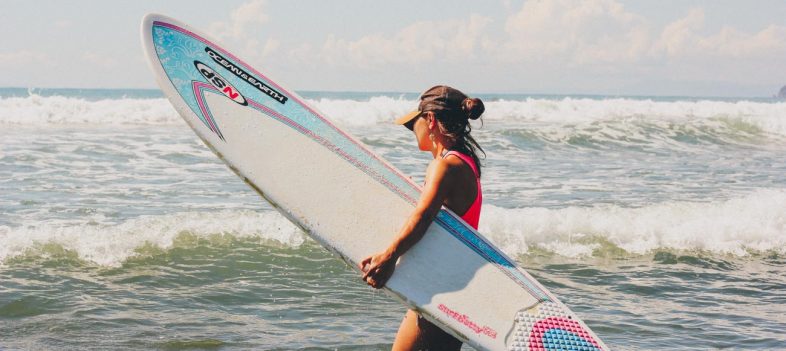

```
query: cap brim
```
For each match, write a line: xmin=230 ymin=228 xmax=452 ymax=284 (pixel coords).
xmin=394 ymin=110 xmax=420 ymax=125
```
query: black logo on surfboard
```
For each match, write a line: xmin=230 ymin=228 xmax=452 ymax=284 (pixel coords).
xmin=194 ymin=61 xmax=248 ymax=106
xmin=205 ymin=47 xmax=288 ymax=105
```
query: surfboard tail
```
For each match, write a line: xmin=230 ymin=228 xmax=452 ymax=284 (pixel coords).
xmin=508 ymin=302 xmax=610 ymax=351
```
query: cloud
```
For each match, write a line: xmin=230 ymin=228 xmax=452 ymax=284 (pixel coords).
xmin=209 ymin=0 xmax=270 ymax=41
xmin=173 ymin=0 xmax=784 ymax=94
xmin=500 ymin=0 xmax=651 ymax=65
xmin=651 ymin=8 xmax=704 ymax=59
xmin=207 ymin=0 xmax=783 ymax=73
xmin=498 ymin=1 xmax=786 ymax=66
xmin=270 ymin=0 xmax=785 ymax=94
xmin=207 ymin=0 xmax=277 ymax=66
xmin=308 ymin=14 xmax=492 ymax=69
xmin=652 ymin=8 xmax=786 ymax=59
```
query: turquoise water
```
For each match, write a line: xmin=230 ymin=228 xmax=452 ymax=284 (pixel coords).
xmin=1 ymin=88 xmax=786 ymax=349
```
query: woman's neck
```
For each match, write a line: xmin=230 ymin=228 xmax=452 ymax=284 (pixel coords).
xmin=431 ymin=139 xmax=454 ymax=159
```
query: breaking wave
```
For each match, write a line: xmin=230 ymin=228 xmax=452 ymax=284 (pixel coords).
xmin=3 ymin=190 xmax=785 ymax=266
xmin=2 ymin=94 xmax=785 ymax=140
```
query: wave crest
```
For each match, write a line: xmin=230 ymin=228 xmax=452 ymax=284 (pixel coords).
xmin=2 ymin=94 xmax=785 ymax=139
xmin=3 ymin=190 xmax=785 ymax=266
xmin=0 ymin=210 xmax=303 ymax=267
xmin=480 ymin=189 xmax=786 ymax=258
xmin=0 ymin=94 xmax=179 ymax=125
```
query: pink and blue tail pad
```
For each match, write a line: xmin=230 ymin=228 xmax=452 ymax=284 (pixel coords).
xmin=511 ymin=302 xmax=604 ymax=351
xmin=530 ymin=317 xmax=602 ymax=350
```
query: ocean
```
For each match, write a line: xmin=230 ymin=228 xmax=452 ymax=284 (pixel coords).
xmin=1 ymin=88 xmax=785 ymax=350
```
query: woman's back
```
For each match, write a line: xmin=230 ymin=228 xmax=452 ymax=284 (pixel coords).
xmin=440 ymin=150 xmax=482 ymax=229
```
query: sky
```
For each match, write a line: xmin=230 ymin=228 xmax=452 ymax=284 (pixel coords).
xmin=1 ymin=0 xmax=785 ymax=97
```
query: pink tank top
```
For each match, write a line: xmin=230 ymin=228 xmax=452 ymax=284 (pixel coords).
xmin=443 ymin=150 xmax=482 ymax=229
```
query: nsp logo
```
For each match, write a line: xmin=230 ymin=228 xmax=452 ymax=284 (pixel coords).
xmin=193 ymin=61 xmax=247 ymax=106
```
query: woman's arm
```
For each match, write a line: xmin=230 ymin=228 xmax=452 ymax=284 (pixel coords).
xmin=360 ymin=159 xmax=455 ymax=289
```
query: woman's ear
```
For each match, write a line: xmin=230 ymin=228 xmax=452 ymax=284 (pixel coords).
xmin=426 ymin=112 xmax=437 ymax=130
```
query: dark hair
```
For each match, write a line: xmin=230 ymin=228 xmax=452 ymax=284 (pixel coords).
xmin=433 ymin=97 xmax=485 ymax=176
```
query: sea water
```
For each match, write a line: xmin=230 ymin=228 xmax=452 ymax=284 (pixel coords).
xmin=1 ymin=88 xmax=785 ymax=350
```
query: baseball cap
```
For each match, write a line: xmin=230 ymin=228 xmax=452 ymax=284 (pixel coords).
xmin=395 ymin=85 xmax=470 ymax=126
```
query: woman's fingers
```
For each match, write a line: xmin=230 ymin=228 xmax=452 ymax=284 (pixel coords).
xmin=364 ymin=265 xmax=381 ymax=280
xmin=359 ymin=253 xmax=394 ymax=288
xmin=364 ymin=270 xmax=379 ymax=287
xmin=364 ymin=267 xmax=386 ymax=287
xmin=359 ymin=257 xmax=371 ymax=271
xmin=376 ymin=269 xmax=391 ymax=288
xmin=362 ymin=262 xmax=379 ymax=280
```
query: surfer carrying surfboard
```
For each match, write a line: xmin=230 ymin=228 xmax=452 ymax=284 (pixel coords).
xmin=360 ymin=85 xmax=485 ymax=350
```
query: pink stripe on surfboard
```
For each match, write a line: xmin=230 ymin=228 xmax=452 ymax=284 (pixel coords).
xmin=191 ymin=81 xmax=224 ymax=139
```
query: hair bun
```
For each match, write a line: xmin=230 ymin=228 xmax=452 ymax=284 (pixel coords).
xmin=462 ymin=97 xmax=485 ymax=120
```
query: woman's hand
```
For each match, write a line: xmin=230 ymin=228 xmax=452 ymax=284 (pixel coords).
xmin=359 ymin=250 xmax=398 ymax=289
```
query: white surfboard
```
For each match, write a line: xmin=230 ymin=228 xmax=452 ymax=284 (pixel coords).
xmin=141 ymin=14 xmax=609 ymax=351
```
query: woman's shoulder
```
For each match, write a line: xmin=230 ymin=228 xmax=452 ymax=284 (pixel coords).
xmin=427 ymin=154 xmax=467 ymax=178
xmin=424 ymin=156 xmax=477 ymax=193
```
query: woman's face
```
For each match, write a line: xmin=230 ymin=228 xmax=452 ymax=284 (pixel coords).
xmin=411 ymin=114 xmax=433 ymax=151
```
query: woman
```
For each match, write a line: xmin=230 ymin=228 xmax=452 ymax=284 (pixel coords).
xmin=359 ymin=85 xmax=485 ymax=350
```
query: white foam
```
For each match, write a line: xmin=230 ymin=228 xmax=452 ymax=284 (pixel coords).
xmin=0 ymin=94 xmax=180 ymax=125
xmin=490 ymin=97 xmax=771 ymax=122
xmin=3 ymin=190 xmax=784 ymax=266
xmin=0 ymin=93 xmax=414 ymax=127
xmin=307 ymin=96 xmax=414 ymax=127
xmin=3 ymin=94 xmax=786 ymax=139
xmin=483 ymin=98 xmax=786 ymax=149
xmin=479 ymin=189 xmax=786 ymax=258
xmin=0 ymin=210 xmax=304 ymax=267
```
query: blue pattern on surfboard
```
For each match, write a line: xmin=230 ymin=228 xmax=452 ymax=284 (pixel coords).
xmin=151 ymin=22 xmax=550 ymax=302
xmin=542 ymin=329 xmax=603 ymax=351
